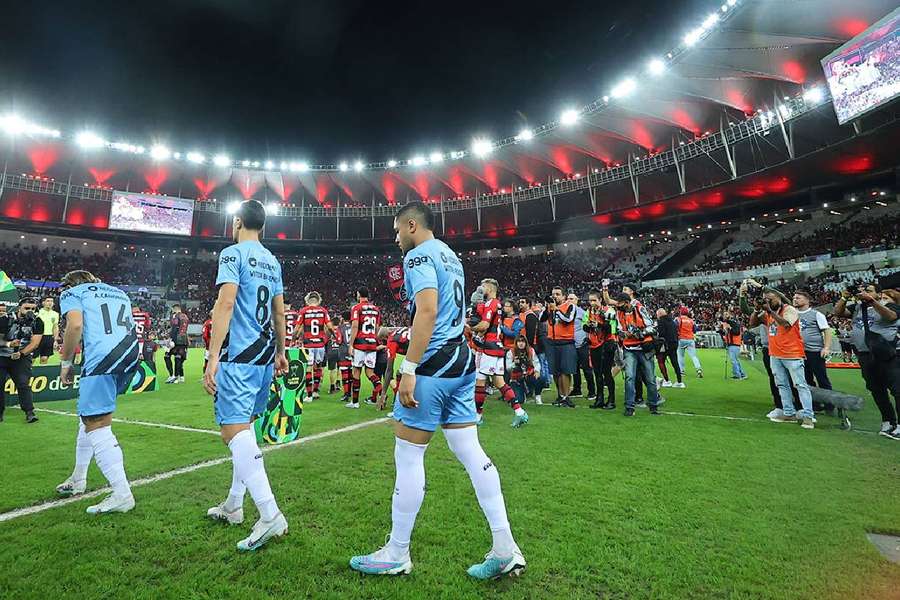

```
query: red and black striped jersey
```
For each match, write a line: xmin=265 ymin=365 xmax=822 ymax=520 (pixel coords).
xmin=476 ymin=299 xmax=505 ymax=357
xmin=132 ymin=311 xmax=151 ymax=342
xmin=298 ymin=306 xmax=331 ymax=348
xmin=285 ymin=310 xmax=302 ymax=347
xmin=202 ymin=319 xmax=212 ymax=348
xmin=386 ymin=327 xmax=410 ymax=359
xmin=351 ymin=301 xmax=381 ymax=351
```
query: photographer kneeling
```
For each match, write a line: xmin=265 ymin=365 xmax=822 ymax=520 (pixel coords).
xmin=834 ymin=283 xmax=900 ymax=439
xmin=0 ymin=297 xmax=45 ymax=423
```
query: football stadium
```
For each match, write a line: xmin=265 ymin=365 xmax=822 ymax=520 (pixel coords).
xmin=1 ymin=1 xmax=899 ymax=598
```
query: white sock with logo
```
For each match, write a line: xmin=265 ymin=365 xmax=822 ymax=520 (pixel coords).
xmin=72 ymin=421 xmax=93 ymax=482
xmin=224 ymin=465 xmax=246 ymax=512
xmin=387 ymin=438 xmax=428 ymax=560
xmin=444 ymin=426 xmax=516 ymax=557
xmin=87 ymin=426 xmax=131 ymax=498
xmin=229 ymin=430 xmax=278 ymax=521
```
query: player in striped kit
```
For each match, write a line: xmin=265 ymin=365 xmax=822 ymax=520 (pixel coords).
xmin=297 ymin=292 xmax=332 ymax=403
xmin=347 ymin=289 xmax=382 ymax=409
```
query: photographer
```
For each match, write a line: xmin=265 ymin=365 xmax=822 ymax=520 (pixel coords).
xmin=568 ymin=292 xmax=596 ymax=401
xmin=613 ymin=292 xmax=660 ymax=416
xmin=0 ymin=297 xmax=45 ymax=423
xmin=834 ymin=283 xmax=899 ymax=438
xmin=719 ymin=311 xmax=747 ymax=380
xmin=742 ymin=281 xmax=815 ymax=429
xmin=794 ymin=289 xmax=834 ymax=413
xmin=586 ymin=291 xmax=617 ymax=408
xmin=542 ymin=287 xmax=577 ymax=407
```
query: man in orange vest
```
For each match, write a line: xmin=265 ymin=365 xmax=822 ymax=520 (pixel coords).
xmin=613 ymin=292 xmax=660 ymax=416
xmin=720 ymin=311 xmax=747 ymax=380
xmin=675 ymin=307 xmax=703 ymax=377
xmin=544 ymin=286 xmax=577 ymax=407
xmin=745 ymin=283 xmax=815 ymax=429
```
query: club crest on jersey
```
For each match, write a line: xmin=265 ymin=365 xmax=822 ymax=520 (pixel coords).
xmin=388 ymin=266 xmax=402 ymax=280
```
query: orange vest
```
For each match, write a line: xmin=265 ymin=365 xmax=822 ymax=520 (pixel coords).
xmin=547 ymin=301 xmax=575 ymax=342
xmin=501 ymin=316 xmax=518 ymax=351
xmin=587 ymin=310 xmax=611 ymax=349
xmin=677 ymin=317 xmax=695 ymax=340
xmin=617 ymin=307 xmax=653 ymax=348
xmin=764 ymin=309 xmax=805 ymax=360
xmin=725 ymin=326 xmax=742 ymax=347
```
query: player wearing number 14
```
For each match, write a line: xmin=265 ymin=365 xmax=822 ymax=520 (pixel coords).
xmin=56 ymin=270 xmax=141 ymax=514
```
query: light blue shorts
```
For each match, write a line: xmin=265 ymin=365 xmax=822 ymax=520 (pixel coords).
xmin=77 ymin=372 xmax=133 ymax=417
xmin=392 ymin=372 xmax=477 ymax=432
xmin=215 ymin=362 xmax=274 ymax=425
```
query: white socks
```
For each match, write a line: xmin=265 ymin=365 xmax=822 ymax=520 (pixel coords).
xmin=444 ymin=426 xmax=516 ymax=557
xmin=387 ymin=438 xmax=428 ymax=560
xmin=87 ymin=426 xmax=131 ymax=498
xmin=224 ymin=464 xmax=246 ymax=513
xmin=72 ymin=421 xmax=93 ymax=482
xmin=229 ymin=429 xmax=279 ymax=521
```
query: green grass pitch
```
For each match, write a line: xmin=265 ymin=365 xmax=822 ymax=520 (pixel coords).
xmin=0 ymin=348 xmax=898 ymax=599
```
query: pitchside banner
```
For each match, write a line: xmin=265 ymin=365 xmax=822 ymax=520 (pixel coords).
xmin=254 ymin=347 xmax=306 ymax=444
xmin=2 ymin=359 xmax=159 ymax=405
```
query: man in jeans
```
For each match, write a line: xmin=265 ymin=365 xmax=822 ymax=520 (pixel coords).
xmin=568 ymin=293 xmax=596 ymax=401
xmin=743 ymin=282 xmax=815 ymax=429
xmin=794 ymin=289 xmax=834 ymax=412
xmin=720 ymin=311 xmax=747 ymax=380
xmin=674 ymin=307 xmax=703 ymax=378
xmin=613 ymin=292 xmax=659 ymax=417
xmin=833 ymin=283 xmax=900 ymax=438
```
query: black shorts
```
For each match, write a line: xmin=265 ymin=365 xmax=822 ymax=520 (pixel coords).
xmin=374 ymin=353 xmax=388 ymax=378
xmin=546 ymin=341 xmax=576 ymax=376
xmin=38 ymin=337 xmax=55 ymax=358
xmin=839 ymin=341 xmax=853 ymax=353
xmin=326 ymin=348 xmax=341 ymax=370
xmin=166 ymin=345 xmax=188 ymax=359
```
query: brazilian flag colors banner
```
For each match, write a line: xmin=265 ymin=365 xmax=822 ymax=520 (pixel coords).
xmin=3 ymin=359 xmax=159 ymax=405
xmin=0 ymin=270 xmax=19 ymax=305
xmin=255 ymin=347 xmax=306 ymax=444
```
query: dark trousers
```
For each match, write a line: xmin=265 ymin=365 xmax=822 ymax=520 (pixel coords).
xmin=572 ymin=343 xmax=596 ymax=397
xmin=656 ymin=343 xmax=682 ymax=383
xmin=858 ymin=351 xmax=900 ymax=426
xmin=0 ymin=357 xmax=34 ymax=415
xmin=590 ymin=344 xmax=616 ymax=405
xmin=804 ymin=350 xmax=833 ymax=411
xmin=165 ymin=346 xmax=187 ymax=377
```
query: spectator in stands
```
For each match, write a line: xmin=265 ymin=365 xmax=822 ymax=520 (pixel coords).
xmin=568 ymin=293 xmax=595 ymax=401
xmin=834 ymin=283 xmax=900 ymax=439
xmin=720 ymin=311 xmax=747 ymax=380
xmin=655 ymin=308 xmax=684 ymax=388
xmin=0 ymin=297 xmax=44 ymax=423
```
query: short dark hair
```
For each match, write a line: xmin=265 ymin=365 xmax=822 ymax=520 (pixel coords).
xmin=172 ymin=303 xmax=181 ymax=309
xmin=613 ymin=292 xmax=631 ymax=305
xmin=794 ymin=289 xmax=811 ymax=300
xmin=237 ymin=199 xmax=266 ymax=231
xmin=342 ymin=310 xmax=351 ymax=321
xmin=396 ymin=201 xmax=434 ymax=231
xmin=588 ymin=289 xmax=602 ymax=299
xmin=19 ymin=296 xmax=36 ymax=306
xmin=357 ymin=287 xmax=370 ymax=298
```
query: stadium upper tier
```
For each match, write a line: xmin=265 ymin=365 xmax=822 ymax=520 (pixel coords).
xmin=0 ymin=0 xmax=898 ymax=244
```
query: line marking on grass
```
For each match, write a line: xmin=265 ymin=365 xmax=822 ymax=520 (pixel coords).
xmin=35 ymin=408 xmax=221 ymax=436
xmin=0 ymin=417 xmax=391 ymax=524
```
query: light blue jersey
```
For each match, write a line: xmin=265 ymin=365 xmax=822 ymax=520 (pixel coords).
xmin=60 ymin=282 xmax=138 ymax=377
xmin=395 ymin=237 xmax=476 ymax=431
xmin=216 ymin=241 xmax=283 ymax=366
xmin=403 ymin=238 xmax=466 ymax=363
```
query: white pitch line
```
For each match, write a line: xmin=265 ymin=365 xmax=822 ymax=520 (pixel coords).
xmin=0 ymin=417 xmax=391 ymax=524
xmin=35 ymin=408 xmax=222 ymax=436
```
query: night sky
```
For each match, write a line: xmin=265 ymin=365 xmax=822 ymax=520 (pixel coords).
xmin=1 ymin=0 xmax=713 ymax=163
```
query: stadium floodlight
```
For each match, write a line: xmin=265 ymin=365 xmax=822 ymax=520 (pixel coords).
xmin=559 ymin=109 xmax=579 ymax=126
xmin=429 ymin=152 xmax=444 ymax=164
xmin=280 ymin=161 xmax=288 ymax=170
xmin=387 ymin=159 xmax=398 ymax=168
xmin=648 ymin=59 xmax=665 ymax=76
xmin=173 ymin=152 xmax=181 ymax=160
xmin=213 ymin=154 xmax=231 ymax=167
xmin=241 ymin=160 xmax=251 ymax=167
xmin=777 ymin=104 xmax=791 ymax=120
xmin=227 ymin=200 xmax=242 ymax=214
xmin=75 ymin=131 xmax=105 ymax=149
xmin=186 ymin=151 xmax=206 ymax=164
xmin=354 ymin=160 xmax=365 ymax=172
xmin=0 ymin=114 xmax=26 ymax=136
xmin=610 ymin=78 xmax=637 ymax=99
xmin=150 ymin=144 xmax=171 ymax=161
xmin=450 ymin=150 xmax=465 ymax=159
xmin=803 ymin=86 xmax=824 ymax=104
xmin=264 ymin=160 xmax=274 ymax=170
xmin=727 ymin=0 xmax=737 ymax=5
xmin=702 ymin=12 xmax=720 ymax=29
xmin=471 ymin=138 xmax=493 ymax=157
xmin=411 ymin=155 xmax=427 ymax=167
xmin=266 ymin=203 xmax=279 ymax=215
xmin=338 ymin=162 xmax=349 ymax=172
xmin=516 ymin=129 xmax=534 ymax=141
xmin=288 ymin=162 xmax=302 ymax=172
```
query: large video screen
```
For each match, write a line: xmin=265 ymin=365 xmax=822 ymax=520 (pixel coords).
xmin=109 ymin=192 xmax=194 ymax=236
xmin=822 ymin=6 xmax=900 ymax=125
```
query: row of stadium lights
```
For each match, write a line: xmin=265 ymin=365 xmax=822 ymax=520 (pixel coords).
xmin=1 ymin=0 xmax=748 ymax=175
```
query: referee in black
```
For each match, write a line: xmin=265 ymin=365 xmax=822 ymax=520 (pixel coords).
xmin=0 ymin=297 xmax=45 ymax=423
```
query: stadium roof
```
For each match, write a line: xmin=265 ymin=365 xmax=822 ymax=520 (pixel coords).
xmin=1 ymin=0 xmax=898 ymax=227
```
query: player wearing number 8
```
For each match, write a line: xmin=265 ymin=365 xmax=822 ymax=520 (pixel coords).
xmin=347 ymin=288 xmax=382 ymax=408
